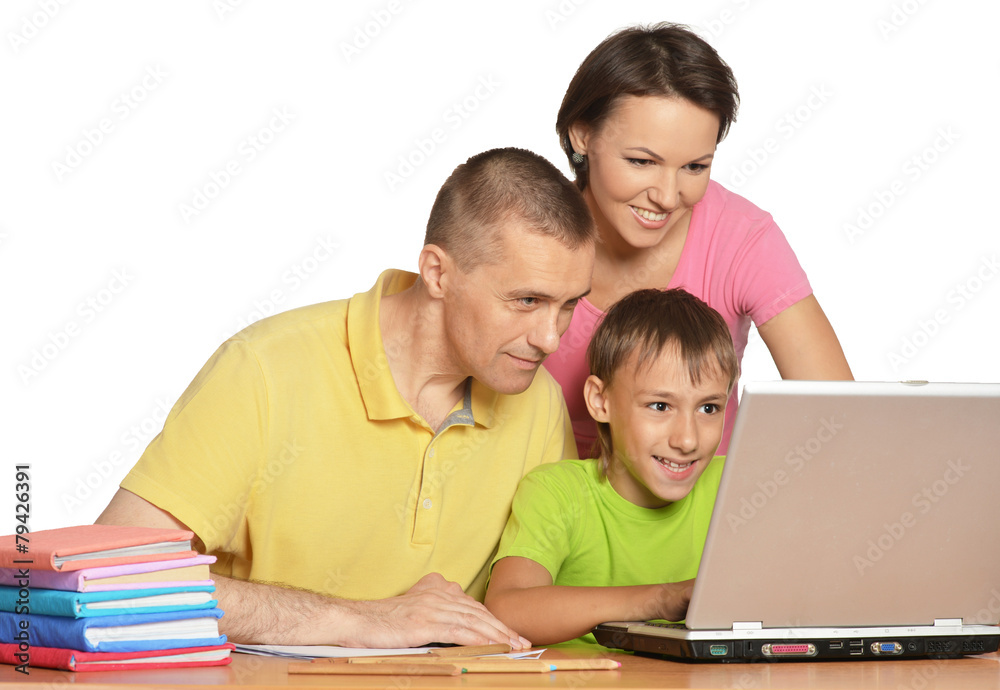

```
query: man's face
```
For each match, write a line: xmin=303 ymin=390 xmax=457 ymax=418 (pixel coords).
xmin=442 ymin=223 xmax=594 ymax=395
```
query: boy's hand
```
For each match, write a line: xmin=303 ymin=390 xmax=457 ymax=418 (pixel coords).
xmin=651 ymin=579 xmax=695 ymax=622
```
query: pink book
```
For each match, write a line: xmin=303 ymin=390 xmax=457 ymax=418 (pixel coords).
xmin=0 ymin=642 xmax=234 ymax=672
xmin=0 ymin=525 xmax=195 ymax=571
xmin=0 ymin=555 xmax=216 ymax=591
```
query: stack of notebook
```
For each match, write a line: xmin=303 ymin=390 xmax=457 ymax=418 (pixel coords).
xmin=0 ymin=525 xmax=232 ymax=672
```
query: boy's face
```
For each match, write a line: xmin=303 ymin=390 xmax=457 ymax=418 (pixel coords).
xmin=585 ymin=345 xmax=730 ymax=509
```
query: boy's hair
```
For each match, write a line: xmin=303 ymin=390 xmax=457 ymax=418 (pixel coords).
xmin=424 ymin=147 xmax=595 ymax=271
xmin=587 ymin=288 xmax=739 ymax=468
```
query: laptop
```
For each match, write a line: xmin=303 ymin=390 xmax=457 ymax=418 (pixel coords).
xmin=593 ymin=380 xmax=1000 ymax=662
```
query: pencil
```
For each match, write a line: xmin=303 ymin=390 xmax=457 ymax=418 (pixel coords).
xmin=288 ymin=661 xmax=462 ymax=676
xmin=429 ymin=643 xmax=513 ymax=656
xmin=453 ymin=659 xmax=619 ymax=673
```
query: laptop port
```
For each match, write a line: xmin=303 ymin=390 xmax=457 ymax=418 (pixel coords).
xmin=870 ymin=641 xmax=902 ymax=655
xmin=709 ymin=644 xmax=728 ymax=656
xmin=849 ymin=640 xmax=864 ymax=655
xmin=761 ymin=643 xmax=817 ymax=658
xmin=829 ymin=641 xmax=844 ymax=650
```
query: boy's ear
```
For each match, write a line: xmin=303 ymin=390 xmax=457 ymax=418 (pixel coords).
xmin=584 ymin=375 xmax=611 ymax=423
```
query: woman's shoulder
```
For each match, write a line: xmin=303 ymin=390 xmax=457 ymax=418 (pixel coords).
xmin=697 ymin=180 xmax=775 ymax=226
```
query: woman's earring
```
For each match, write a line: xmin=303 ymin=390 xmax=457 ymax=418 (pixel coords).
xmin=571 ymin=152 xmax=586 ymax=164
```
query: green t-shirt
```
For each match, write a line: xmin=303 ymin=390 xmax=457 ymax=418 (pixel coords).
xmin=492 ymin=457 xmax=725 ymax=645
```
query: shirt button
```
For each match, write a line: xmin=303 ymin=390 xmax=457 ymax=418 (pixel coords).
xmin=422 ymin=498 xmax=433 ymax=510
xmin=428 ymin=448 xmax=436 ymax=458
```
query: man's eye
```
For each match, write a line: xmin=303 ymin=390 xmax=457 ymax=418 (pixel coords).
xmin=519 ymin=297 xmax=538 ymax=306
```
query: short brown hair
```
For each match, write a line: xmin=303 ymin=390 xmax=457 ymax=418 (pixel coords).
xmin=556 ymin=23 xmax=739 ymax=190
xmin=424 ymin=147 xmax=595 ymax=270
xmin=587 ymin=288 xmax=738 ymax=469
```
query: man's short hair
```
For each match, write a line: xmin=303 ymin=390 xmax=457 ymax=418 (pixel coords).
xmin=587 ymin=288 xmax=739 ymax=469
xmin=424 ymin=147 xmax=595 ymax=270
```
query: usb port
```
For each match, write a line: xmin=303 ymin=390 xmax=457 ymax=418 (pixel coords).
xmin=849 ymin=640 xmax=864 ymax=656
xmin=829 ymin=641 xmax=844 ymax=650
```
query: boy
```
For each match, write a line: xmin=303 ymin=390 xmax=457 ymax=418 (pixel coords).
xmin=485 ymin=288 xmax=739 ymax=645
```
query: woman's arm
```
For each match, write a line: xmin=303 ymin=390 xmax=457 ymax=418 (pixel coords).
xmin=485 ymin=556 xmax=693 ymax=646
xmin=756 ymin=295 xmax=853 ymax=380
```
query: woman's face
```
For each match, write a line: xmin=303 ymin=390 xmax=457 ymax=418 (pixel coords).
xmin=570 ymin=95 xmax=721 ymax=252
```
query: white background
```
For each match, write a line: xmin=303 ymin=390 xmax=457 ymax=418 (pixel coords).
xmin=3 ymin=0 xmax=997 ymax=532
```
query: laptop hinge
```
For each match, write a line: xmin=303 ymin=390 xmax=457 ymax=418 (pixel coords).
xmin=933 ymin=618 xmax=963 ymax=627
xmin=732 ymin=621 xmax=763 ymax=630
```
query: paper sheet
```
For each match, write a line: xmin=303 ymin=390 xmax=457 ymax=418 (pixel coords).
xmin=233 ymin=644 xmax=545 ymax=661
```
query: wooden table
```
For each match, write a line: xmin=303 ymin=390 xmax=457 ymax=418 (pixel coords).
xmin=1 ymin=646 xmax=998 ymax=689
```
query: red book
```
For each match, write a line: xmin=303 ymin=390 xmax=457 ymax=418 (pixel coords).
xmin=0 ymin=525 xmax=195 ymax=571
xmin=0 ymin=643 xmax=233 ymax=672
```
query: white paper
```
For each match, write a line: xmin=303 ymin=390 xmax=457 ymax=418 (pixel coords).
xmin=233 ymin=644 xmax=545 ymax=661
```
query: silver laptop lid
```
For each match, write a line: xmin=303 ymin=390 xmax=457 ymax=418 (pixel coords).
xmin=686 ymin=380 xmax=1000 ymax=630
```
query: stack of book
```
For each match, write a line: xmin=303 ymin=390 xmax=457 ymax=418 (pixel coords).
xmin=0 ymin=525 xmax=232 ymax=672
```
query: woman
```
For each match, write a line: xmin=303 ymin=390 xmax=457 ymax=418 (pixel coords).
xmin=545 ymin=23 xmax=853 ymax=457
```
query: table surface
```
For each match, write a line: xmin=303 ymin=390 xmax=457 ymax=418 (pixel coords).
xmin=1 ymin=646 xmax=999 ymax=690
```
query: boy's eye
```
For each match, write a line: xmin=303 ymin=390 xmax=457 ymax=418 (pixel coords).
xmin=649 ymin=402 xmax=668 ymax=412
xmin=700 ymin=403 xmax=721 ymax=414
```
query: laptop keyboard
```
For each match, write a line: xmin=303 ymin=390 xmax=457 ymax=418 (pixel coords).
xmin=642 ymin=622 xmax=687 ymax=630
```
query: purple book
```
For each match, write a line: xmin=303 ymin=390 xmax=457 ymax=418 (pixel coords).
xmin=0 ymin=555 xmax=216 ymax=592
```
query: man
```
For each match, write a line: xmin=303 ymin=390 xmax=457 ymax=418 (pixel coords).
xmin=96 ymin=148 xmax=595 ymax=649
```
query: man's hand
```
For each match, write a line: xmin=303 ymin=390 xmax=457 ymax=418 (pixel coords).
xmin=343 ymin=573 xmax=531 ymax=649
xmin=97 ymin=490 xmax=530 ymax=648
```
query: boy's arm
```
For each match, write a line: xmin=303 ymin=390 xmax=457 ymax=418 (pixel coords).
xmin=485 ymin=556 xmax=693 ymax=646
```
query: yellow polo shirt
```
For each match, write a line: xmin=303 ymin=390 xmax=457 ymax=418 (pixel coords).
xmin=121 ymin=270 xmax=574 ymax=600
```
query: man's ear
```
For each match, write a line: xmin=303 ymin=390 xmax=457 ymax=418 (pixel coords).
xmin=567 ymin=121 xmax=591 ymax=157
xmin=584 ymin=374 xmax=611 ymax=423
xmin=418 ymin=244 xmax=450 ymax=299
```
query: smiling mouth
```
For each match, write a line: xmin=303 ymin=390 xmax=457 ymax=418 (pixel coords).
xmin=653 ymin=456 xmax=694 ymax=471
xmin=631 ymin=206 xmax=668 ymax=222
xmin=509 ymin=354 xmax=542 ymax=366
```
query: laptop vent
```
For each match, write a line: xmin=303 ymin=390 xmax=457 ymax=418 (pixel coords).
xmin=926 ymin=640 xmax=955 ymax=654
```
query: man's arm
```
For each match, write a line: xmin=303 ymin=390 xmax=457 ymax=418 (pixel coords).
xmin=485 ymin=556 xmax=692 ymax=646
xmin=96 ymin=488 xmax=530 ymax=648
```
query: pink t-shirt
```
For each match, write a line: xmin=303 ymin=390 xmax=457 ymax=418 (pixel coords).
xmin=544 ymin=180 xmax=812 ymax=457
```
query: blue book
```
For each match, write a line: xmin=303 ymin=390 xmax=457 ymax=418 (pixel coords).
xmin=0 ymin=608 xmax=225 ymax=653
xmin=0 ymin=585 xmax=217 ymax=618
